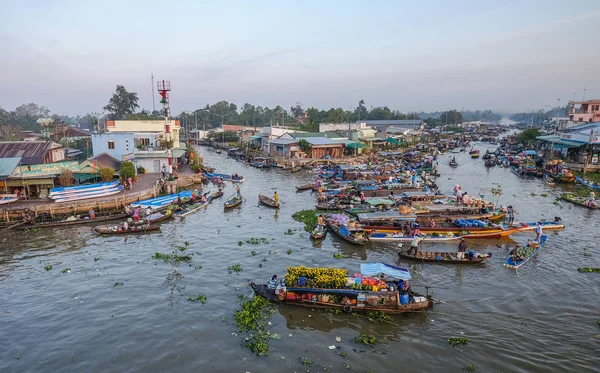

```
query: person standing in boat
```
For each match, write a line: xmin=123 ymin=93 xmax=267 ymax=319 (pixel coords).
xmin=457 ymin=238 xmax=468 ymax=260
xmin=586 ymin=192 xmax=596 ymax=208
xmin=273 ymin=191 xmax=279 ymax=205
xmin=89 ymin=208 xmax=96 ymax=219
xmin=535 ymin=222 xmax=543 ymax=242
xmin=407 ymin=234 xmax=425 ymax=256
xmin=236 ymin=185 xmax=241 ymax=198
xmin=507 ymin=205 xmax=515 ymax=226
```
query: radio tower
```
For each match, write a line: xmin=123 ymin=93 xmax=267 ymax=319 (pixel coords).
xmin=157 ymin=80 xmax=173 ymax=181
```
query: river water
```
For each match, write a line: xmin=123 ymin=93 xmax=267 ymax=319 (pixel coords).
xmin=1 ymin=143 xmax=599 ymax=373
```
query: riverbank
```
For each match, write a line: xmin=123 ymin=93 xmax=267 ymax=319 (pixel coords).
xmin=0 ymin=172 xmax=204 ymax=222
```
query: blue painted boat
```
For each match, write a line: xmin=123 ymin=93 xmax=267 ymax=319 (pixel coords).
xmin=576 ymin=176 xmax=600 ymax=190
xmin=49 ymin=181 xmax=120 ymax=197
xmin=52 ymin=185 xmax=124 ymax=203
xmin=131 ymin=191 xmax=194 ymax=209
xmin=503 ymin=235 xmax=548 ymax=269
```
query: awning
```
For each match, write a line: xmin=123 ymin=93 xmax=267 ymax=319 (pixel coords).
xmin=536 ymin=135 xmax=584 ymax=148
xmin=346 ymin=142 xmax=366 ymax=149
xmin=360 ymin=263 xmax=411 ymax=281
xmin=386 ymin=137 xmax=400 ymax=145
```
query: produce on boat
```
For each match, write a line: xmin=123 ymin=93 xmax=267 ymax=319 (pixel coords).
xmin=251 ymin=263 xmax=432 ymax=314
xmin=504 ymin=235 xmax=548 ymax=269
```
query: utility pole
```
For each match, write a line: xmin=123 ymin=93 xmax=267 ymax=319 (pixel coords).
xmin=157 ymin=79 xmax=173 ymax=182
xmin=151 ymin=73 xmax=156 ymax=112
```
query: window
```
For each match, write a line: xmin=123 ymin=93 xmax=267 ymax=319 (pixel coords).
xmin=108 ymin=140 xmax=115 ymax=149
xmin=135 ymin=138 xmax=150 ymax=147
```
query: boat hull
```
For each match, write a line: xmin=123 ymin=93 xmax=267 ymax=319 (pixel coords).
xmin=398 ymin=250 xmax=491 ymax=264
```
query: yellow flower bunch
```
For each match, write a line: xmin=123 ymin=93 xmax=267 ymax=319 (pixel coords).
xmin=285 ymin=266 xmax=348 ymax=289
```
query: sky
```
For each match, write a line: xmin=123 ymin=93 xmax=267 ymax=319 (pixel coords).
xmin=1 ymin=0 xmax=599 ymax=116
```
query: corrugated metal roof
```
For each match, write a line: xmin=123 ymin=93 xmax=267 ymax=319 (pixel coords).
xmin=0 ymin=157 xmax=22 ymax=179
xmin=0 ymin=141 xmax=56 ymax=164
xmin=305 ymin=137 xmax=340 ymax=145
xmin=270 ymin=138 xmax=298 ymax=145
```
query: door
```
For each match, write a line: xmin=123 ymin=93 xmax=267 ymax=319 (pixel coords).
xmin=153 ymin=160 xmax=161 ymax=173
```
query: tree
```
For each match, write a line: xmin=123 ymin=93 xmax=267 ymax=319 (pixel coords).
xmin=103 ymin=85 xmax=140 ymax=120
xmin=290 ymin=103 xmax=305 ymax=120
xmin=517 ymin=128 xmax=541 ymax=146
xmin=298 ymin=139 xmax=311 ymax=154
xmin=99 ymin=167 xmax=115 ymax=182
xmin=59 ymin=169 xmax=74 ymax=186
xmin=119 ymin=161 xmax=136 ymax=182
xmin=440 ymin=110 xmax=463 ymax=125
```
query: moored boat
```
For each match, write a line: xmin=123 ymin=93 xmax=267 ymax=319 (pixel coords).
xmin=310 ymin=224 xmax=327 ymax=240
xmin=251 ymin=263 xmax=432 ymax=314
xmin=296 ymin=183 xmax=314 ymax=191
xmin=560 ymin=193 xmax=599 ymax=209
xmin=0 ymin=194 xmax=18 ymax=205
xmin=543 ymin=174 xmax=555 ymax=186
xmin=258 ymin=194 xmax=279 ymax=208
xmin=326 ymin=216 xmax=368 ymax=245
xmin=398 ymin=249 xmax=491 ymax=264
xmin=503 ymin=235 xmax=548 ymax=269
xmin=576 ymin=176 xmax=600 ymax=190
xmin=94 ymin=224 xmax=161 ymax=235
xmin=17 ymin=211 xmax=129 ymax=230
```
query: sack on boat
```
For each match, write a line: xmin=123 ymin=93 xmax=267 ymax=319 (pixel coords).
xmin=413 ymin=296 xmax=427 ymax=303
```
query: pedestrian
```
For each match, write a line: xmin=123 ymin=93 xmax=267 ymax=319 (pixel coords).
xmin=162 ymin=164 xmax=167 ymax=178
xmin=507 ymin=205 xmax=515 ymax=227
xmin=535 ymin=221 xmax=543 ymax=242
xmin=127 ymin=177 xmax=133 ymax=190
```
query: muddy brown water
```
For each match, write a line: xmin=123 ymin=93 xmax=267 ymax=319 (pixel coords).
xmin=1 ymin=143 xmax=599 ymax=373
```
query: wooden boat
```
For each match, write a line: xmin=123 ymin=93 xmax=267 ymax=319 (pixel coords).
xmin=296 ymin=183 xmax=314 ymax=191
xmin=449 ymin=160 xmax=458 ymax=168
xmin=17 ymin=211 xmax=129 ymax=230
xmin=258 ymin=194 xmax=279 ymax=208
xmin=369 ymin=232 xmax=460 ymax=242
xmin=560 ymin=194 xmax=599 ymax=209
xmin=502 ymin=221 xmax=565 ymax=231
xmin=576 ymin=176 xmax=600 ymax=190
xmin=504 ymin=235 xmax=548 ymax=269
xmin=398 ymin=249 xmax=491 ymax=264
xmin=291 ymin=165 xmax=302 ymax=173
xmin=326 ymin=220 xmax=368 ymax=245
xmin=543 ymin=174 xmax=555 ymax=186
xmin=310 ymin=224 xmax=327 ymax=240
xmin=250 ymin=263 xmax=432 ymax=314
xmin=315 ymin=202 xmax=347 ymax=210
xmin=548 ymin=173 xmax=575 ymax=183
xmin=462 ymin=226 xmax=520 ymax=239
xmin=224 ymin=196 xmax=243 ymax=209
xmin=211 ymin=190 xmax=224 ymax=199
xmin=144 ymin=211 xmax=174 ymax=224
xmin=94 ymin=224 xmax=161 ymax=235
xmin=177 ymin=195 xmax=213 ymax=217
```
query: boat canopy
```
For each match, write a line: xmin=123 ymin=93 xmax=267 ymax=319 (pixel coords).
xmin=357 ymin=211 xmax=417 ymax=222
xmin=360 ymin=263 xmax=411 ymax=280
xmin=365 ymin=198 xmax=395 ymax=206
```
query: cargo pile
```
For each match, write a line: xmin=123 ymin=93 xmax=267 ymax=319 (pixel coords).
xmin=285 ymin=266 xmax=348 ymax=289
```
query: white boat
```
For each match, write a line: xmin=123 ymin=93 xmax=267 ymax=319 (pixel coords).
xmin=52 ymin=186 xmax=124 ymax=203
xmin=49 ymin=181 xmax=120 ymax=198
xmin=0 ymin=194 xmax=19 ymax=205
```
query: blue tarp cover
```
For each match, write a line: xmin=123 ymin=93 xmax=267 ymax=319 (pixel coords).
xmin=360 ymin=263 xmax=412 ymax=280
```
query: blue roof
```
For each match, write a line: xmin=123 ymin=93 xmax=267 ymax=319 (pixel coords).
xmin=0 ymin=157 xmax=22 ymax=179
xmin=306 ymin=137 xmax=340 ymax=146
xmin=360 ymin=263 xmax=412 ymax=280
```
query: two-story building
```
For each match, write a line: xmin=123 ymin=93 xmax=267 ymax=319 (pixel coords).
xmin=568 ymin=99 xmax=600 ymax=123
xmin=105 ymin=119 xmax=181 ymax=148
